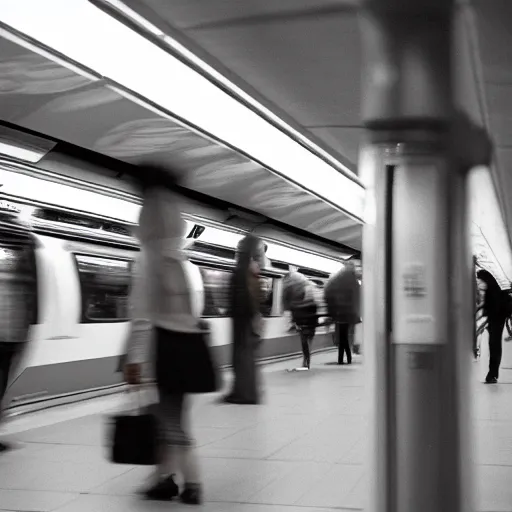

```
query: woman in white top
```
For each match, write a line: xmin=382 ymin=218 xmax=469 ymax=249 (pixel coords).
xmin=124 ymin=171 xmax=218 ymax=504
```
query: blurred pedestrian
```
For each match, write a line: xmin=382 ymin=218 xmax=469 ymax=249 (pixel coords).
xmin=0 ymin=210 xmax=37 ymax=453
xmin=283 ymin=272 xmax=318 ymax=369
xmin=124 ymin=166 xmax=218 ymax=504
xmin=223 ymin=234 xmax=266 ymax=404
xmin=324 ymin=259 xmax=361 ymax=365
xmin=477 ymin=269 xmax=509 ymax=384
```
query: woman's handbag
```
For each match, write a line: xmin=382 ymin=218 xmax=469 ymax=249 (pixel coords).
xmin=109 ymin=388 xmax=158 ymax=466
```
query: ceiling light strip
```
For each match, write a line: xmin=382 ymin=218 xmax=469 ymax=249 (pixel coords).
xmin=96 ymin=0 xmax=363 ymax=188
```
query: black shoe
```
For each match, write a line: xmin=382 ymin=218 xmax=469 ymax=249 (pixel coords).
xmin=485 ymin=376 xmax=498 ymax=384
xmin=144 ymin=475 xmax=179 ymax=501
xmin=180 ymin=483 xmax=202 ymax=505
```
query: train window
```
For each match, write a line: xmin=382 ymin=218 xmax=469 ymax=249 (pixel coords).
xmin=199 ymin=267 xmax=275 ymax=318
xmin=310 ymin=280 xmax=328 ymax=316
xmin=74 ymin=254 xmax=132 ymax=323
xmin=259 ymin=276 xmax=274 ymax=317
xmin=199 ymin=267 xmax=231 ymax=317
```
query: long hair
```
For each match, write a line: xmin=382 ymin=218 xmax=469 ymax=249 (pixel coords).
xmin=230 ymin=234 xmax=263 ymax=320
xmin=135 ymin=162 xmax=182 ymax=194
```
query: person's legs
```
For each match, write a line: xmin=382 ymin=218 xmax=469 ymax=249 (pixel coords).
xmin=144 ymin=392 xmax=183 ymax=499
xmin=176 ymin=395 xmax=202 ymax=504
xmin=488 ymin=316 xmax=506 ymax=382
xmin=336 ymin=324 xmax=343 ymax=364
xmin=343 ymin=325 xmax=352 ymax=364
xmin=146 ymin=391 xmax=203 ymax=504
xmin=300 ymin=330 xmax=311 ymax=368
xmin=338 ymin=324 xmax=350 ymax=364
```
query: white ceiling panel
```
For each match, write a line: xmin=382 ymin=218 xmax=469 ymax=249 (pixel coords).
xmin=309 ymin=127 xmax=363 ymax=167
xmin=113 ymin=0 xmax=362 ymax=171
xmin=187 ymin=14 xmax=362 ymax=129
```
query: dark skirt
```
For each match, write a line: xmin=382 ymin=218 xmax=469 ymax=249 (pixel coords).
xmin=154 ymin=327 xmax=219 ymax=395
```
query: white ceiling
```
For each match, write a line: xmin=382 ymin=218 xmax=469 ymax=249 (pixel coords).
xmin=118 ymin=0 xmax=362 ymax=170
xmin=0 ymin=23 xmax=362 ymax=249
xmin=109 ymin=0 xmax=512 ymax=254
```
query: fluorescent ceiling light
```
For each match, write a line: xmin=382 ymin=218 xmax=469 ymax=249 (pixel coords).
xmin=0 ymin=126 xmax=56 ymax=163
xmin=103 ymin=0 xmax=164 ymax=37
xmin=198 ymin=225 xmax=342 ymax=274
xmin=0 ymin=168 xmax=140 ymax=223
xmin=103 ymin=0 xmax=361 ymax=185
xmin=0 ymin=167 xmax=342 ymax=273
xmin=0 ymin=26 xmax=100 ymax=81
xmin=198 ymin=226 xmax=244 ymax=249
xmin=0 ymin=0 xmax=365 ymax=221
xmin=0 ymin=141 xmax=47 ymax=163
xmin=265 ymin=243 xmax=342 ymax=275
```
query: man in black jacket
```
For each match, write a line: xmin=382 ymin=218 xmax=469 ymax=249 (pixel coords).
xmin=325 ymin=260 xmax=361 ymax=365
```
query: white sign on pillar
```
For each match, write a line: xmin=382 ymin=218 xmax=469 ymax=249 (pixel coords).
xmin=392 ymin=161 xmax=448 ymax=345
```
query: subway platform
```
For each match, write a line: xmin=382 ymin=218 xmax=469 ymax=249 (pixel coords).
xmin=1 ymin=346 xmax=512 ymax=512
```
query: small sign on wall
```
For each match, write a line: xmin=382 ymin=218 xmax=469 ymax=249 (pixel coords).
xmin=403 ymin=263 xmax=427 ymax=298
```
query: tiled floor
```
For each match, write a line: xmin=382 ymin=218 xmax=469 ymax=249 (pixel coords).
xmin=1 ymin=343 xmax=512 ymax=512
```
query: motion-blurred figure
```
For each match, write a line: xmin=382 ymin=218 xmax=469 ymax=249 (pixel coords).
xmin=124 ymin=168 xmax=217 ymax=504
xmin=477 ymin=269 xmax=508 ymax=384
xmin=325 ymin=259 xmax=361 ymax=365
xmin=223 ymin=234 xmax=266 ymax=404
xmin=0 ymin=210 xmax=37 ymax=453
xmin=474 ymin=257 xmax=484 ymax=360
xmin=283 ymin=271 xmax=318 ymax=370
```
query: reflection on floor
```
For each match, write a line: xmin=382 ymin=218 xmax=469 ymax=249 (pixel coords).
xmin=1 ymin=346 xmax=512 ymax=512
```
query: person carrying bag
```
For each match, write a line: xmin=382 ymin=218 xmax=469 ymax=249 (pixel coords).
xmin=112 ymin=166 xmax=219 ymax=505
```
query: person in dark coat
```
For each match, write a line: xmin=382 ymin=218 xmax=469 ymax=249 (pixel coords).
xmin=291 ymin=290 xmax=318 ymax=369
xmin=0 ymin=211 xmax=37 ymax=453
xmin=324 ymin=260 xmax=361 ymax=365
xmin=477 ymin=269 xmax=509 ymax=383
xmin=283 ymin=272 xmax=318 ymax=369
xmin=222 ymin=234 xmax=266 ymax=404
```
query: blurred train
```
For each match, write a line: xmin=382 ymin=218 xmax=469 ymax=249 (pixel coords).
xmin=0 ymin=165 xmax=361 ymax=410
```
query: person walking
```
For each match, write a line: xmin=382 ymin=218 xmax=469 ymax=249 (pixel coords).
xmin=476 ymin=269 xmax=508 ymax=384
xmin=124 ymin=168 xmax=218 ymax=504
xmin=222 ymin=234 xmax=266 ymax=404
xmin=283 ymin=272 xmax=318 ymax=369
xmin=324 ymin=259 xmax=361 ymax=365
